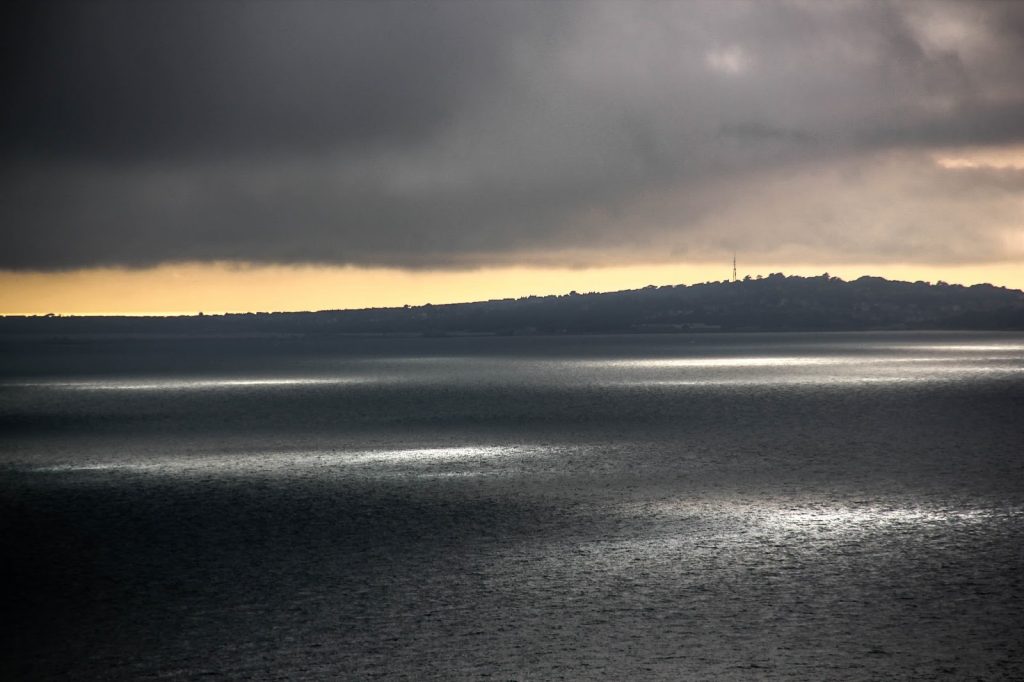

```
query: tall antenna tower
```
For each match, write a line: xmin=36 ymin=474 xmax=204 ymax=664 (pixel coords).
xmin=731 ymin=252 xmax=737 ymax=283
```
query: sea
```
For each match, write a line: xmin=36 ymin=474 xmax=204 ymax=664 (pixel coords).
xmin=2 ymin=331 xmax=1022 ymax=680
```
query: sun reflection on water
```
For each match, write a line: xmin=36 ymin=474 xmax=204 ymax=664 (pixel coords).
xmin=886 ymin=344 xmax=1024 ymax=353
xmin=630 ymin=498 xmax=1020 ymax=535
xmin=32 ymin=445 xmax=538 ymax=476
xmin=10 ymin=377 xmax=374 ymax=391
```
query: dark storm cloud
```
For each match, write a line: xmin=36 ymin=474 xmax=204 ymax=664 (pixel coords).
xmin=2 ymin=0 xmax=1024 ymax=270
xmin=1 ymin=1 xmax=565 ymax=161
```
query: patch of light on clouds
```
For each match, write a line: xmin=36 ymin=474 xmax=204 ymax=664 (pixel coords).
xmin=905 ymin=2 xmax=990 ymax=59
xmin=704 ymin=45 xmax=749 ymax=75
xmin=933 ymin=145 xmax=1024 ymax=170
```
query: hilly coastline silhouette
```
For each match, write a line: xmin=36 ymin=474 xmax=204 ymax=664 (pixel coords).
xmin=3 ymin=274 xmax=1024 ymax=336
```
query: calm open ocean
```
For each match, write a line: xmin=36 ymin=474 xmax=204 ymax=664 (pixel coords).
xmin=2 ymin=331 xmax=1023 ymax=679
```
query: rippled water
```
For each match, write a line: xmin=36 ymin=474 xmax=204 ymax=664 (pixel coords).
xmin=2 ymin=331 xmax=1023 ymax=679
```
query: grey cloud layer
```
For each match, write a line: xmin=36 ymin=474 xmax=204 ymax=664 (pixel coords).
xmin=3 ymin=0 xmax=1023 ymax=270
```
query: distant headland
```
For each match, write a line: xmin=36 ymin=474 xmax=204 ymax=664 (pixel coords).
xmin=3 ymin=274 xmax=1023 ymax=336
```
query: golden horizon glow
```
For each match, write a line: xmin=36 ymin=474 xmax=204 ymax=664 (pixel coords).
xmin=1 ymin=261 xmax=1022 ymax=317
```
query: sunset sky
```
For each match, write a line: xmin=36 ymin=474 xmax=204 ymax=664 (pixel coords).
xmin=3 ymin=1 xmax=1023 ymax=315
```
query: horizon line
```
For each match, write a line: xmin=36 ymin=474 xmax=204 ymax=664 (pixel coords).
xmin=3 ymin=272 xmax=1018 ymax=319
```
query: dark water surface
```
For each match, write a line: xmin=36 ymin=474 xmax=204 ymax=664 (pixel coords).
xmin=2 ymin=331 xmax=1023 ymax=679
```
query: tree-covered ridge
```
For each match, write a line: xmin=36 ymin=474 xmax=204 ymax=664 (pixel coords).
xmin=4 ymin=274 xmax=1024 ymax=335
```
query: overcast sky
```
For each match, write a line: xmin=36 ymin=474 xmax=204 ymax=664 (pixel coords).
xmin=3 ymin=0 xmax=1023 ymax=272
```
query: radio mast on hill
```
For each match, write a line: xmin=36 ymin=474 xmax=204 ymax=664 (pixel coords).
xmin=731 ymin=252 xmax=737 ymax=283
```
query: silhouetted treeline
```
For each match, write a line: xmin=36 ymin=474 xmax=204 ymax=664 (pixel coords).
xmin=4 ymin=274 xmax=1024 ymax=337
